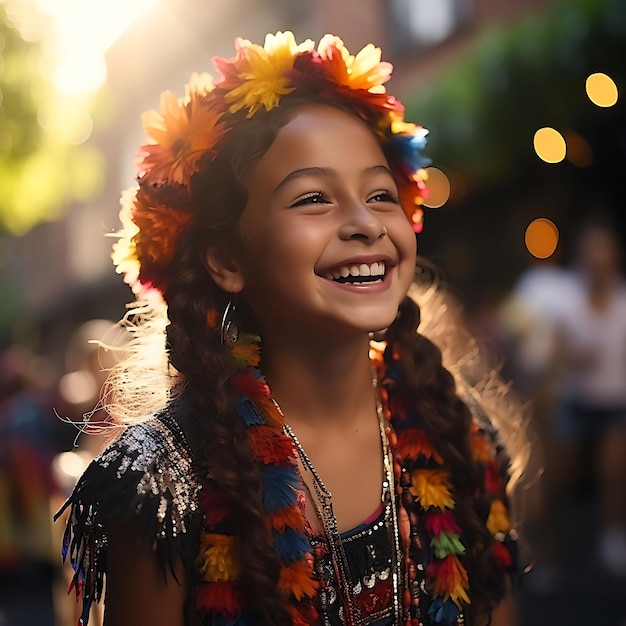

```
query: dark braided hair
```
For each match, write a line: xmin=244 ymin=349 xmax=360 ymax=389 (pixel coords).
xmin=386 ymin=296 xmax=505 ymax=622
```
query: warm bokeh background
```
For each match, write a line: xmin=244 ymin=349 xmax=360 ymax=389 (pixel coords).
xmin=1 ymin=0 xmax=625 ymax=624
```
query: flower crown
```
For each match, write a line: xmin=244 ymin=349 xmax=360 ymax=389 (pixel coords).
xmin=112 ymin=31 xmax=430 ymax=297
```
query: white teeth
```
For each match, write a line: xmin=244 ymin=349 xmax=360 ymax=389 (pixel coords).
xmin=324 ymin=261 xmax=386 ymax=281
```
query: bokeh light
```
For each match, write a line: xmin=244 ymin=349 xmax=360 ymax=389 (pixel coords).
xmin=7 ymin=0 xmax=160 ymax=95
xmin=585 ymin=72 xmax=618 ymax=107
xmin=525 ymin=218 xmax=559 ymax=259
xmin=423 ymin=167 xmax=451 ymax=208
xmin=533 ymin=127 xmax=566 ymax=163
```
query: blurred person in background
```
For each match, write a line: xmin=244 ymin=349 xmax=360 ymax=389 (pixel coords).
xmin=503 ymin=217 xmax=626 ymax=586
xmin=549 ymin=220 xmax=626 ymax=577
xmin=0 ymin=345 xmax=57 ymax=626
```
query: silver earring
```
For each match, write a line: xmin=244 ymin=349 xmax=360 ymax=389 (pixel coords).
xmin=220 ymin=297 xmax=239 ymax=345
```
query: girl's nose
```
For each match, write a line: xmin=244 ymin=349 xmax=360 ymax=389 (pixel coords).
xmin=338 ymin=203 xmax=388 ymax=243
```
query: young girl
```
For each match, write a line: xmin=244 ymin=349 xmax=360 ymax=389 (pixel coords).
xmin=57 ymin=32 xmax=525 ymax=626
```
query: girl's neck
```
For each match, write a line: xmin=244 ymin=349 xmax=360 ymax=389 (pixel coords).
xmin=259 ymin=331 xmax=376 ymax=430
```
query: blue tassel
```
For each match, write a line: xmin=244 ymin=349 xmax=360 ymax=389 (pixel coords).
xmin=274 ymin=527 xmax=311 ymax=564
xmin=428 ymin=597 xmax=460 ymax=624
xmin=238 ymin=396 xmax=266 ymax=427
xmin=389 ymin=132 xmax=431 ymax=172
xmin=262 ymin=465 xmax=300 ymax=512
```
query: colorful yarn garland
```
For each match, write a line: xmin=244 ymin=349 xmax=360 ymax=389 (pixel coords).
xmin=195 ymin=332 xmax=514 ymax=625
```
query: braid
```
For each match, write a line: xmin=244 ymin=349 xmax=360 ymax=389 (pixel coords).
xmin=165 ymin=239 xmax=291 ymax=626
xmin=386 ymin=296 xmax=503 ymax=620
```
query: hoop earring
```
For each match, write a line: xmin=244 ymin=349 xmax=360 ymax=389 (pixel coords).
xmin=220 ymin=297 xmax=240 ymax=346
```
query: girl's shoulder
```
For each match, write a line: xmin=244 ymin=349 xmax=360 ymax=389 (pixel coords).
xmin=59 ymin=404 xmax=201 ymax=535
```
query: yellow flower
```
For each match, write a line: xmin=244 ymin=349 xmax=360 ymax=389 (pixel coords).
xmin=197 ymin=533 xmax=240 ymax=582
xmin=224 ymin=31 xmax=314 ymax=117
xmin=317 ymin=34 xmax=392 ymax=94
xmin=139 ymin=83 xmax=227 ymax=189
xmin=486 ymin=499 xmax=511 ymax=536
xmin=390 ymin=112 xmax=417 ymax=135
xmin=409 ymin=468 xmax=454 ymax=509
xmin=184 ymin=71 xmax=215 ymax=101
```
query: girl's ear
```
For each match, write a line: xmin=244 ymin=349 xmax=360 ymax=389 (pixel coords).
xmin=203 ymin=242 xmax=246 ymax=293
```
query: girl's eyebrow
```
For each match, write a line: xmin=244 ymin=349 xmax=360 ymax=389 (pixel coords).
xmin=272 ymin=164 xmax=394 ymax=196
xmin=272 ymin=167 xmax=335 ymax=196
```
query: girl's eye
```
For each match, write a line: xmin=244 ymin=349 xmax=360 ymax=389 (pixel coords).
xmin=290 ymin=192 xmax=331 ymax=208
xmin=368 ymin=190 xmax=400 ymax=204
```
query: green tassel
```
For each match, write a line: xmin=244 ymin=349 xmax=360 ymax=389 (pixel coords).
xmin=430 ymin=531 xmax=466 ymax=559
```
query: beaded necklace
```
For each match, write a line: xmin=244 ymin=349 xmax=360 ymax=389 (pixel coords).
xmin=279 ymin=394 xmax=404 ymax=625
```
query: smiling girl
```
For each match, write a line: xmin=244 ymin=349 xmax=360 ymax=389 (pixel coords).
xmin=57 ymin=32 xmax=525 ymax=626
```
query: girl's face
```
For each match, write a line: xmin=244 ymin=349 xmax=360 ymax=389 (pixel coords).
xmin=233 ymin=104 xmax=417 ymax=341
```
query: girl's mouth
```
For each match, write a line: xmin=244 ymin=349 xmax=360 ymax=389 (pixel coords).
xmin=322 ymin=261 xmax=386 ymax=285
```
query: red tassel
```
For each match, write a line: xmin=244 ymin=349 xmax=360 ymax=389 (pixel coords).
xmin=396 ymin=429 xmax=443 ymax=464
xmin=231 ymin=372 xmax=270 ymax=398
xmin=248 ymin=425 xmax=296 ymax=466
xmin=196 ymin=581 xmax=241 ymax=617
xmin=485 ymin=460 xmax=503 ymax=495
xmin=199 ymin=488 xmax=230 ymax=525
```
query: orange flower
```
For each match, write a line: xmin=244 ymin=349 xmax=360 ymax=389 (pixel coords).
xmin=409 ymin=468 xmax=454 ymax=510
xmin=138 ymin=84 xmax=227 ymax=189
xmin=317 ymin=35 xmax=393 ymax=94
xmin=131 ymin=191 xmax=192 ymax=283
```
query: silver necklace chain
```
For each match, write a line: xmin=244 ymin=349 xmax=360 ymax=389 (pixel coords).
xmin=277 ymin=398 xmax=404 ymax=625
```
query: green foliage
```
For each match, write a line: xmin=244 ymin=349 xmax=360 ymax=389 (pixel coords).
xmin=402 ymin=0 xmax=626 ymax=183
xmin=0 ymin=2 xmax=104 ymax=235
xmin=0 ymin=3 xmax=42 ymax=162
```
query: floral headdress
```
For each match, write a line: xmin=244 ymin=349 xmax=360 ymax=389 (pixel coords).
xmin=112 ymin=31 xmax=430 ymax=298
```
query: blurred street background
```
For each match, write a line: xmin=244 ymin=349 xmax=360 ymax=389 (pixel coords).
xmin=1 ymin=0 xmax=625 ymax=624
